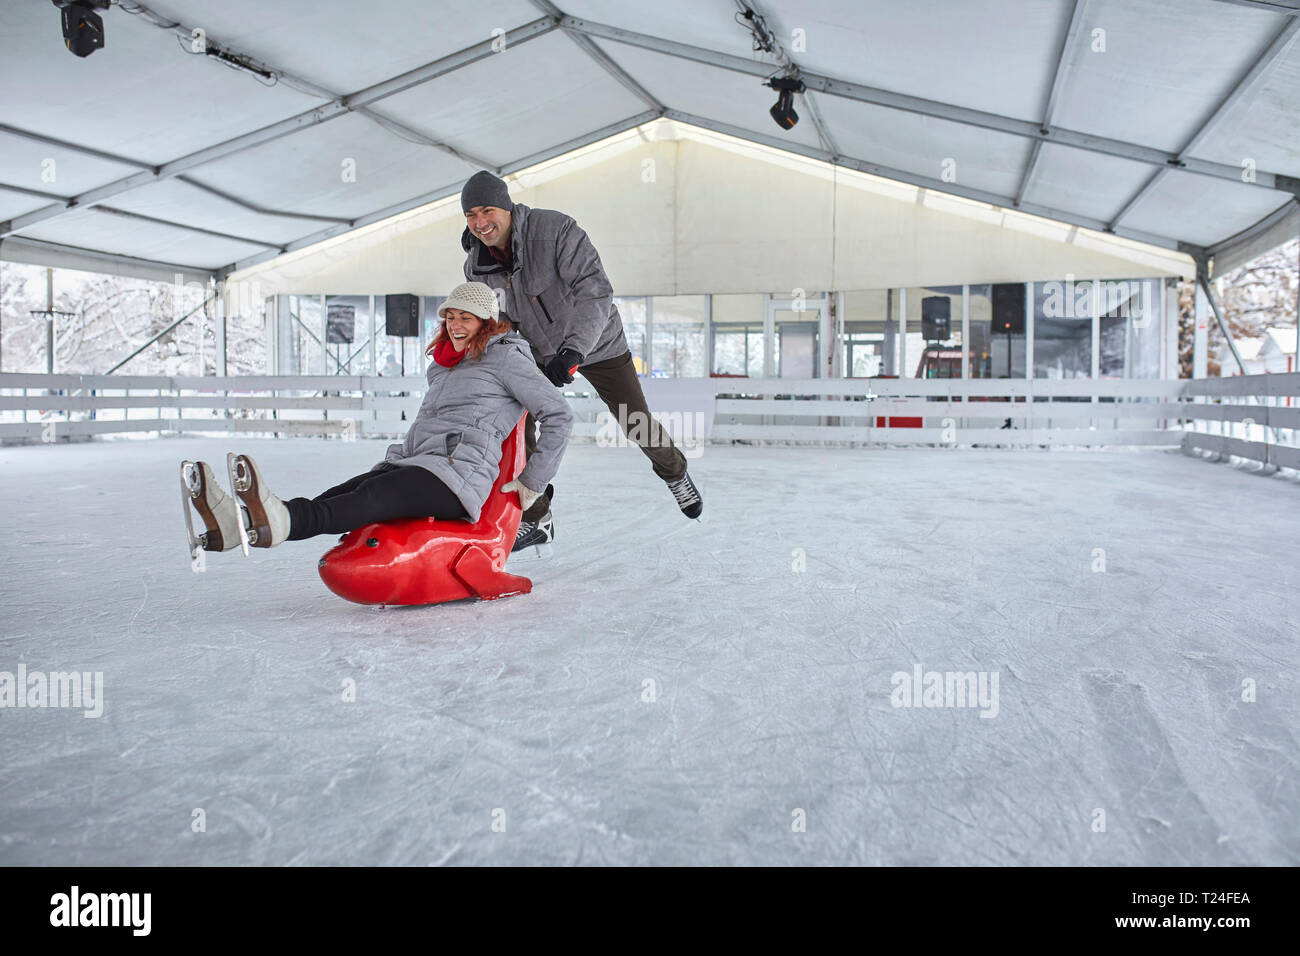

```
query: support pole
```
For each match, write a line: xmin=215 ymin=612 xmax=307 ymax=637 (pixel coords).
xmin=1197 ymin=266 xmax=1246 ymax=375
xmin=106 ymin=294 xmax=216 ymax=374
xmin=46 ymin=267 xmax=54 ymax=375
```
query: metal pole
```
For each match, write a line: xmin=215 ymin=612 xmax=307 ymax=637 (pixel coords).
xmin=105 ymin=294 xmax=216 ymax=374
xmin=898 ymin=287 xmax=907 ymax=378
xmin=1196 ymin=267 xmax=1246 ymax=375
xmin=1025 ymin=281 xmax=1034 ymax=380
xmin=961 ymin=285 xmax=970 ymax=380
xmin=45 ymin=267 xmax=54 ymax=375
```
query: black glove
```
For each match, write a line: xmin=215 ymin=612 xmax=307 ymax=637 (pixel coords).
xmin=543 ymin=348 xmax=583 ymax=387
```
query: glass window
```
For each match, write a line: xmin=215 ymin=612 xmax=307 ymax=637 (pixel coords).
xmin=288 ymin=294 xmax=323 ymax=375
xmin=842 ymin=322 xmax=885 ymax=377
xmin=324 ymin=295 xmax=372 ymax=375
xmin=651 ymin=295 xmax=706 ymax=378
xmin=1034 ymin=279 xmax=1094 ymax=378
xmin=615 ymin=297 xmax=648 ymax=375
xmin=1097 ymin=279 xmax=1159 ymax=378
xmin=905 ymin=286 xmax=962 ymax=378
xmin=973 ymin=284 xmax=1027 ymax=379
xmin=712 ymin=323 xmax=764 ymax=376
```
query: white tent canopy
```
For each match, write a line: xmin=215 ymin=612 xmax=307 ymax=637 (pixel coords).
xmin=227 ymin=119 xmax=1195 ymax=297
xmin=1 ymin=0 xmax=1297 ymax=286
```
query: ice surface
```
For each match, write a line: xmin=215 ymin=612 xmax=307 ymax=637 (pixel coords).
xmin=0 ymin=437 xmax=1297 ymax=865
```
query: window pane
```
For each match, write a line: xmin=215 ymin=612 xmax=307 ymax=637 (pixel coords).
xmin=1034 ymin=280 xmax=1094 ymax=378
xmin=972 ymin=284 xmax=1027 ymax=378
xmin=713 ymin=324 xmax=764 ymax=376
xmin=651 ymin=295 xmax=706 ymax=378
xmin=905 ymin=286 xmax=961 ymax=378
xmin=615 ymin=297 xmax=647 ymax=375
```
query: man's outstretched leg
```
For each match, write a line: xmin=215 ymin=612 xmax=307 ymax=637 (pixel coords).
xmin=512 ymin=413 xmax=555 ymax=554
xmin=579 ymin=350 xmax=702 ymax=518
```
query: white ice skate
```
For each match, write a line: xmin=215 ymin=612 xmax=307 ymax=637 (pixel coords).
xmin=180 ymin=460 xmax=243 ymax=557
xmin=226 ymin=453 xmax=290 ymax=553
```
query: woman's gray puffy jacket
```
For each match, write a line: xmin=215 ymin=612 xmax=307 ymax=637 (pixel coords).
xmin=378 ymin=331 xmax=573 ymax=522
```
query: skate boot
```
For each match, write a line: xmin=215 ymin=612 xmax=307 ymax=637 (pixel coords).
xmin=226 ymin=453 xmax=290 ymax=553
xmin=181 ymin=460 xmax=242 ymax=556
xmin=511 ymin=511 xmax=554 ymax=558
xmin=666 ymin=471 xmax=703 ymax=519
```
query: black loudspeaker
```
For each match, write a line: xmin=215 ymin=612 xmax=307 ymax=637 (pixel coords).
xmin=326 ymin=303 xmax=355 ymax=344
xmin=992 ymin=283 xmax=1026 ymax=335
xmin=921 ymin=296 xmax=951 ymax=340
xmin=385 ymin=294 xmax=419 ymax=337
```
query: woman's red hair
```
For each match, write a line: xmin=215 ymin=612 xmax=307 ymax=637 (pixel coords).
xmin=425 ymin=315 xmax=511 ymax=360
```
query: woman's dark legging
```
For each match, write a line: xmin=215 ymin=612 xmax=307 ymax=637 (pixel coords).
xmin=285 ymin=463 xmax=467 ymax=541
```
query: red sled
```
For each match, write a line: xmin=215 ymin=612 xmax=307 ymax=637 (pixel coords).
xmin=318 ymin=415 xmax=532 ymax=606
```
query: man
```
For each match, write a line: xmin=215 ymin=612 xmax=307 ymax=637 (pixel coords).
xmin=459 ymin=170 xmax=702 ymax=553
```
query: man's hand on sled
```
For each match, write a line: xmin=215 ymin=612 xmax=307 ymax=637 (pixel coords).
xmin=543 ymin=349 xmax=583 ymax=387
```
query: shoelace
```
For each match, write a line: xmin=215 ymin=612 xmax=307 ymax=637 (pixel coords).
xmin=668 ymin=475 xmax=700 ymax=506
xmin=515 ymin=520 xmax=535 ymax=540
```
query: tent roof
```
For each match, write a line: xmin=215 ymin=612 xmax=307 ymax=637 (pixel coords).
xmin=1 ymin=0 xmax=1298 ymax=285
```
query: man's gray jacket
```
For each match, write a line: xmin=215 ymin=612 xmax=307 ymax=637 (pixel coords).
xmin=462 ymin=203 xmax=629 ymax=367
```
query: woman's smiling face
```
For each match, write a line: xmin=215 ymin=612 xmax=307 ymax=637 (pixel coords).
xmin=443 ymin=308 xmax=483 ymax=352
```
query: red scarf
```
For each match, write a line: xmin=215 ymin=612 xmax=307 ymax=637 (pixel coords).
xmin=432 ymin=338 xmax=467 ymax=367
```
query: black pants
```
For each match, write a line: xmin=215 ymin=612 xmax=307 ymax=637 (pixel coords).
xmin=522 ymin=349 xmax=687 ymax=522
xmin=285 ymin=463 xmax=467 ymax=541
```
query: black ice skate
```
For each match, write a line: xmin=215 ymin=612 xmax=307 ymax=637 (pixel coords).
xmin=511 ymin=511 xmax=554 ymax=558
xmin=666 ymin=471 xmax=703 ymax=519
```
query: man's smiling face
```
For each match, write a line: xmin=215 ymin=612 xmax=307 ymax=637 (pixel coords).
xmin=465 ymin=205 xmax=512 ymax=250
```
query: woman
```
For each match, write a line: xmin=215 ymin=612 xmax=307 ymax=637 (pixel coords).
xmin=181 ymin=282 xmax=573 ymax=553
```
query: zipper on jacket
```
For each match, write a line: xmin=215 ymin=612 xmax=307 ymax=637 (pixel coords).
xmin=533 ymin=294 xmax=555 ymax=324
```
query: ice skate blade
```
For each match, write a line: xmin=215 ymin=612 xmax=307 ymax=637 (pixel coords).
xmin=226 ymin=454 xmax=251 ymax=557
xmin=508 ymin=541 xmax=552 ymax=561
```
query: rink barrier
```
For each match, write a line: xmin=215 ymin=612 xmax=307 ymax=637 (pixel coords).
xmin=1 ymin=372 xmax=1297 ymax=460
xmin=1176 ymin=371 xmax=1300 ymax=470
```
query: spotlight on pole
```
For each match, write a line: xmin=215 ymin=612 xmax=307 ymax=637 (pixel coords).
xmin=52 ymin=0 xmax=110 ymax=58
xmin=765 ymin=75 xmax=805 ymax=131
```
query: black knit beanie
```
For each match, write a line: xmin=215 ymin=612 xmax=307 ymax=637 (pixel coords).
xmin=461 ymin=170 xmax=511 ymax=213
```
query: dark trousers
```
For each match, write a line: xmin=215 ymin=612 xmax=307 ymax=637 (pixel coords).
xmin=286 ymin=462 xmax=467 ymax=540
xmin=522 ymin=349 xmax=687 ymax=521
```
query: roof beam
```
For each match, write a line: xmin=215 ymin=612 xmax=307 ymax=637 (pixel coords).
xmin=1110 ymin=17 xmax=1300 ymax=229
xmin=115 ymin=1 xmax=495 ymax=170
xmin=218 ymin=109 xmax=662 ymax=279
xmin=527 ymin=0 xmax=665 ymax=113
xmin=0 ymin=182 xmax=67 ymax=203
xmin=0 ymin=235 xmax=215 ymax=285
xmin=0 ymin=123 xmax=155 ymax=171
xmin=562 ymin=15 xmax=1297 ymax=195
xmin=93 ymin=206 xmax=284 ymax=251
xmin=1205 ymin=0 xmax=1300 ymax=14
xmin=1205 ymin=196 xmax=1299 ymax=259
xmin=0 ymin=184 xmax=287 ymax=252
xmin=662 ymin=110 xmax=1199 ymax=254
xmin=0 ymin=16 xmax=560 ymax=240
xmin=1015 ymin=0 xmax=1089 ymax=207
xmin=175 ymin=177 xmax=351 ymax=225
xmin=0 ymin=123 xmax=351 ymax=226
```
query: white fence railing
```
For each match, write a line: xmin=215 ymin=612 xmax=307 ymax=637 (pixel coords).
xmin=1177 ymin=372 xmax=1300 ymax=470
xmin=2 ymin=372 xmax=1297 ymax=463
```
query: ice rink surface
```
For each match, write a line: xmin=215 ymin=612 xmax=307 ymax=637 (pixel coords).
xmin=1 ymin=436 xmax=1297 ymax=866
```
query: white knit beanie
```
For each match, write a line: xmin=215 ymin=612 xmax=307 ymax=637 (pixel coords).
xmin=438 ymin=282 xmax=500 ymax=322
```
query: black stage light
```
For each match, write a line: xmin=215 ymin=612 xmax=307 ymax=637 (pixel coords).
xmin=53 ymin=0 xmax=110 ymax=58
xmin=766 ymin=75 xmax=805 ymax=130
